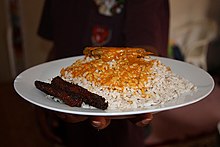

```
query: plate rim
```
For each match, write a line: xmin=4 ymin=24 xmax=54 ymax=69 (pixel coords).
xmin=14 ymin=56 xmax=215 ymax=116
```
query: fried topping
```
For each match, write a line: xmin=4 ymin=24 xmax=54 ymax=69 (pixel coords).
xmin=61 ymin=47 xmax=157 ymax=98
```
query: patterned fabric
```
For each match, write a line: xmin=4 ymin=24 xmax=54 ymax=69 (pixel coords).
xmin=94 ymin=0 xmax=125 ymax=16
xmin=92 ymin=0 xmax=125 ymax=45
xmin=91 ymin=25 xmax=112 ymax=46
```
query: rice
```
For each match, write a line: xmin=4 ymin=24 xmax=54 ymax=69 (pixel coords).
xmin=60 ymin=48 xmax=197 ymax=111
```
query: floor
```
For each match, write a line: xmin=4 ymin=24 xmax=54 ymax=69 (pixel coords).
xmin=1 ymin=81 xmax=219 ymax=147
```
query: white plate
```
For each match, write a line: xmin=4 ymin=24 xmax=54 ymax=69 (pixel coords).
xmin=14 ymin=56 xmax=214 ymax=116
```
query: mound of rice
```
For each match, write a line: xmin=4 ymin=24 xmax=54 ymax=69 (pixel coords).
xmin=60 ymin=47 xmax=197 ymax=111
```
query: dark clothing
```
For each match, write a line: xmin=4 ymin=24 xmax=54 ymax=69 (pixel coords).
xmin=37 ymin=0 xmax=169 ymax=146
xmin=38 ymin=0 xmax=169 ymax=59
xmin=59 ymin=119 xmax=148 ymax=147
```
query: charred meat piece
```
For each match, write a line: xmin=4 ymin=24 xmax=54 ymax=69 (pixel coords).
xmin=35 ymin=81 xmax=83 ymax=107
xmin=51 ymin=76 xmax=108 ymax=110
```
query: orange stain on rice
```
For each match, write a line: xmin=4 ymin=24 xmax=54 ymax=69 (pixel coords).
xmin=61 ymin=47 xmax=156 ymax=98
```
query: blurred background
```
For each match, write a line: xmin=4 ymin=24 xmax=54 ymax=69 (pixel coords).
xmin=0 ymin=0 xmax=220 ymax=146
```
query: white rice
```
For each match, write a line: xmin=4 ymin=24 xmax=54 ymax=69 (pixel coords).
xmin=61 ymin=56 xmax=197 ymax=111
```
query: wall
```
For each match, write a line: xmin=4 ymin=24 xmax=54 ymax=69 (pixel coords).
xmin=0 ymin=0 xmax=51 ymax=82
xmin=19 ymin=0 xmax=52 ymax=69
xmin=169 ymin=0 xmax=210 ymax=40
xmin=0 ymin=0 xmax=12 ymax=82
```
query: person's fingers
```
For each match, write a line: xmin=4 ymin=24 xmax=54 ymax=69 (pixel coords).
xmin=136 ymin=113 xmax=153 ymax=127
xmin=56 ymin=113 xmax=88 ymax=123
xmin=90 ymin=117 xmax=111 ymax=130
xmin=129 ymin=113 xmax=153 ymax=127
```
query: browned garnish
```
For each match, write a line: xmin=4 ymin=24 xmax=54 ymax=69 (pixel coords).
xmin=35 ymin=81 xmax=83 ymax=107
xmin=83 ymin=47 xmax=153 ymax=61
xmin=51 ymin=76 xmax=108 ymax=110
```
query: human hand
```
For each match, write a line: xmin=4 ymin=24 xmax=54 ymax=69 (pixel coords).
xmin=56 ymin=113 xmax=153 ymax=130
xmin=90 ymin=113 xmax=153 ymax=129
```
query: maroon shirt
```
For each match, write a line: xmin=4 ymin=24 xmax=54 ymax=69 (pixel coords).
xmin=38 ymin=0 xmax=169 ymax=147
xmin=38 ymin=0 xmax=169 ymax=59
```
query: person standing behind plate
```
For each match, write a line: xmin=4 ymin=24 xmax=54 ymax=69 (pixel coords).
xmin=36 ymin=0 xmax=169 ymax=147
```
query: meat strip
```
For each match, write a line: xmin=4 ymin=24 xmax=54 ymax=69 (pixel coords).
xmin=35 ymin=80 xmax=83 ymax=107
xmin=51 ymin=76 xmax=108 ymax=110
